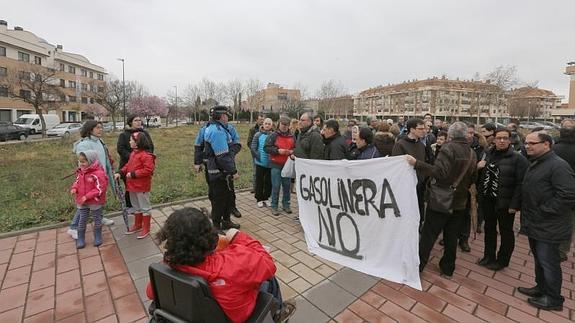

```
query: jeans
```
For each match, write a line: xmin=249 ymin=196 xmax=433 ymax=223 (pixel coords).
xmin=419 ymin=208 xmax=466 ymax=276
xmin=482 ymin=198 xmax=515 ymax=266
xmin=529 ymin=238 xmax=564 ymax=303
xmin=270 ymin=167 xmax=291 ymax=210
xmin=260 ymin=276 xmax=284 ymax=312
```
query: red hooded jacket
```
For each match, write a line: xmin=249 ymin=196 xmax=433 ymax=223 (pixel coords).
xmin=146 ymin=232 xmax=276 ymax=323
xmin=121 ymin=149 xmax=156 ymax=192
xmin=71 ymin=160 xmax=108 ymax=205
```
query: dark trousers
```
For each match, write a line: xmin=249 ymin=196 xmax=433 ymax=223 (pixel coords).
xmin=419 ymin=208 xmax=465 ymax=276
xmin=416 ymin=183 xmax=426 ymax=226
xmin=459 ymin=194 xmax=471 ymax=242
xmin=529 ymin=238 xmax=564 ymax=303
xmin=482 ymin=198 xmax=515 ymax=266
xmin=208 ymin=177 xmax=233 ymax=228
xmin=255 ymin=165 xmax=271 ymax=202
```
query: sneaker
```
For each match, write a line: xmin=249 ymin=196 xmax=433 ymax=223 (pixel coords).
xmin=67 ymin=228 xmax=78 ymax=240
xmin=283 ymin=207 xmax=292 ymax=214
xmin=294 ymin=216 xmax=300 ymax=223
xmin=257 ymin=201 xmax=265 ymax=208
xmin=102 ymin=217 xmax=114 ymax=226
xmin=271 ymin=208 xmax=280 ymax=216
xmin=221 ymin=221 xmax=240 ymax=230
xmin=275 ymin=300 xmax=297 ymax=323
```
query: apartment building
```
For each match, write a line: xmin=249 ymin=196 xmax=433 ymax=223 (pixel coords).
xmin=353 ymin=77 xmax=508 ymax=123
xmin=303 ymin=96 xmax=354 ymax=119
xmin=247 ymin=83 xmax=301 ymax=112
xmin=0 ymin=20 xmax=106 ymax=122
xmin=508 ymin=86 xmax=562 ymax=120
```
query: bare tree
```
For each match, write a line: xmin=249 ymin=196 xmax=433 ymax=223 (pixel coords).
xmin=292 ymin=81 xmax=310 ymax=100
xmin=484 ymin=65 xmax=520 ymax=91
xmin=225 ymin=79 xmax=243 ymax=120
xmin=94 ymin=78 xmax=122 ymax=131
xmin=183 ymin=83 xmax=201 ymax=121
xmin=316 ymin=80 xmax=346 ymax=118
xmin=1 ymin=64 xmax=63 ymax=137
xmin=245 ymin=78 xmax=263 ymax=122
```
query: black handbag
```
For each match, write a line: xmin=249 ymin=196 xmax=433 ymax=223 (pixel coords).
xmin=427 ymin=150 xmax=474 ymax=214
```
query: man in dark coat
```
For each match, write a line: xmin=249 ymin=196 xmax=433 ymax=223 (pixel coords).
xmin=476 ymin=128 xmax=528 ymax=271
xmin=293 ymin=113 xmax=324 ymax=160
xmin=407 ymin=122 xmax=477 ymax=279
xmin=553 ymin=119 xmax=575 ymax=261
xmin=393 ymin=118 xmax=427 ymax=227
xmin=517 ymin=132 xmax=575 ymax=311
xmin=247 ymin=114 xmax=265 ymax=193
xmin=321 ymin=119 xmax=347 ymax=160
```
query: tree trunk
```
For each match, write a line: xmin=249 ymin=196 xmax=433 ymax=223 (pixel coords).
xmin=36 ymin=107 xmax=47 ymax=138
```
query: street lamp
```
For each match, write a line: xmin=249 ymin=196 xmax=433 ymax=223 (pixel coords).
xmin=117 ymin=58 xmax=126 ymax=125
xmin=173 ymin=85 xmax=178 ymax=127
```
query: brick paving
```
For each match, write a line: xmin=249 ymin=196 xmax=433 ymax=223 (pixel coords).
xmin=1 ymin=190 xmax=575 ymax=322
xmin=0 ymin=227 xmax=147 ymax=322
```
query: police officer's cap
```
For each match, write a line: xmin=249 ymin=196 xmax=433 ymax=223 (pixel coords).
xmin=210 ymin=105 xmax=232 ymax=119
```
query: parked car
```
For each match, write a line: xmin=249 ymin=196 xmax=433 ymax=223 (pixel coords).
xmin=46 ymin=123 xmax=82 ymax=137
xmin=537 ymin=121 xmax=560 ymax=129
xmin=519 ymin=121 xmax=542 ymax=130
xmin=115 ymin=122 xmax=125 ymax=130
xmin=13 ymin=114 xmax=60 ymax=134
xmin=102 ymin=122 xmax=114 ymax=132
xmin=0 ymin=124 xmax=30 ymax=141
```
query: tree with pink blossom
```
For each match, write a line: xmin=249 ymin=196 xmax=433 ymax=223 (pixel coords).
xmin=129 ymin=96 xmax=168 ymax=127
xmin=84 ymin=103 xmax=108 ymax=121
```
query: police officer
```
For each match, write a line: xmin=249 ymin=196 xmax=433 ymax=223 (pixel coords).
xmin=194 ymin=105 xmax=241 ymax=230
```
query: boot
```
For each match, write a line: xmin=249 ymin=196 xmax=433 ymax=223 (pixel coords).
xmin=137 ymin=215 xmax=151 ymax=239
xmin=76 ymin=229 xmax=86 ymax=249
xmin=94 ymin=227 xmax=103 ymax=247
xmin=125 ymin=213 xmax=143 ymax=235
xmin=221 ymin=220 xmax=240 ymax=230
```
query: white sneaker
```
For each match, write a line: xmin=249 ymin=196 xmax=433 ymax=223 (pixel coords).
xmin=102 ymin=217 xmax=114 ymax=226
xmin=257 ymin=201 xmax=265 ymax=208
xmin=67 ymin=228 xmax=78 ymax=240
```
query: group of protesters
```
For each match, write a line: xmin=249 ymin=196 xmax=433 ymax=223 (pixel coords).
xmin=245 ymin=111 xmax=575 ymax=312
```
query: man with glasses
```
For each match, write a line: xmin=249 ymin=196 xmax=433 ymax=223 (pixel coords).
xmin=476 ymin=129 xmax=528 ymax=271
xmin=517 ymin=132 xmax=575 ymax=311
xmin=392 ymin=118 xmax=427 ymax=228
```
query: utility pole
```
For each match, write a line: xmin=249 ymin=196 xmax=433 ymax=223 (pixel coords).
xmin=117 ymin=58 xmax=126 ymax=125
xmin=174 ymin=85 xmax=178 ymax=127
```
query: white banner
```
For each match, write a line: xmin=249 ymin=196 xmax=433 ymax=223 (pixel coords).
xmin=295 ymin=156 xmax=422 ymax=290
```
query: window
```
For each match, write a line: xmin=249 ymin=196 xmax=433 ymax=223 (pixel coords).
xmin=81 ymin=97 xmax=88 ymax=104
xmin=0 ymin=67 xmax=6 ymax=77
xmin=89 ymin=71 xmax=93 ymax=78
xmin=34 ymin=56 xmax=42 ymax=65
xmin=97 ymin=73 xmax=103 ymax=80
xmin=90 ymin=98 xmax=95 ymax=104
xmin=81 ymin=69 xmax=87 ymax=77
xmin=60 ymin=79 xmax=65 ymax=88
xmin=81 ymin=83 xmax=87 ymax=91
xmin=60 ymin=95 xmax=66 ymax=102
xmin=69 ymin=96 xmax=77 ymax=102
xmin=98 ymin=86 xmax=104 ymax=93
xmin=0 ymin=86 xmax=8 ymax=97
xmin=19 ymin=71 xmax=31 ymax=80
xmin=59 ymin=63 xmax=65 ymax=71
xmin=18 ymin=52 xmax=30 ymax=62
xmin=68 ymin=65 xmax=75 ymax=74
xmin=68 ymin=80 xmax=76 ymax=88
xmin=19 ymin=90 xmax=31 ymax=99
xmin=0 ymin=46 xmax=5 ymax=56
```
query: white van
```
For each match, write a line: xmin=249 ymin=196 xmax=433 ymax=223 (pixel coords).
xmin=14 ymin=114 xmax=60 ymax=134
xmin=146 ymin=116 xmax=162 ymax=128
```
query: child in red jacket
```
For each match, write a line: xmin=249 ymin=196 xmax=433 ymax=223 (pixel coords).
xmin=115 ymin=132 xmax=156 ymax=239
xmin=71 ymin=150 xmax=109 ymax=249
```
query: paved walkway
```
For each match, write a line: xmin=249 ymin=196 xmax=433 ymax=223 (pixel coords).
xmin=1 ymin=190 xmax=575 ymax=322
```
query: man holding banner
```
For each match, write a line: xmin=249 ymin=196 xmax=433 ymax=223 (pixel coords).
xmin=406 ymin=122 xmax=477 ymax=279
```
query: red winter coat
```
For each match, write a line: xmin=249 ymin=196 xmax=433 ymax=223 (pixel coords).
xmin=71 ymin=160 xmax=108 ymax=205
xmin=121 ymin=150 xmax=156 ymax=192
xmin=146 ymin=232 xmax=276 ymax=323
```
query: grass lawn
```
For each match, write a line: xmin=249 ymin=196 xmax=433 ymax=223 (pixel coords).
xmin=0 ymin=124 xmax=254 ymax=233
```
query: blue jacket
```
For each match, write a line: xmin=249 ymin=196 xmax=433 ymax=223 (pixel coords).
xmin=194 ymin=121 xmax=239 ymax=181
xmin=251 ymin=130 xmax=271 ymax=167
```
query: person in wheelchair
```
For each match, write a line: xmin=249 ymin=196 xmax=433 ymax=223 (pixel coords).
xmin=146 ymin=207 xmax=296 ymax=322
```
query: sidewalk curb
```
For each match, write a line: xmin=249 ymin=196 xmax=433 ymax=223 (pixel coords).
xmin=0 ymin=188 xmax=251 ymax=239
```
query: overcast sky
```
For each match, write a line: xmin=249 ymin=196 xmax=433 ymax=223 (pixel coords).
xmin=4 ymin=0 xmax=574 ymax=101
